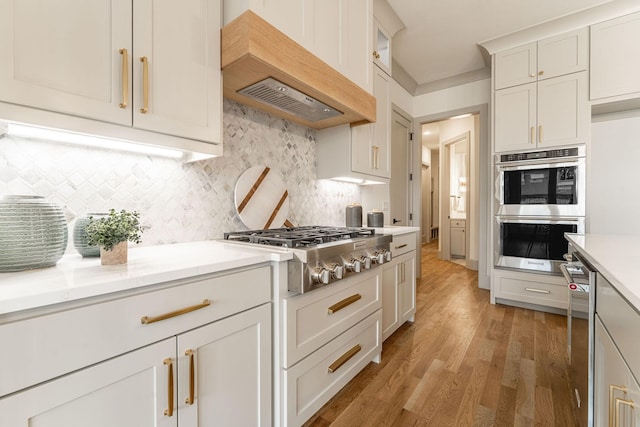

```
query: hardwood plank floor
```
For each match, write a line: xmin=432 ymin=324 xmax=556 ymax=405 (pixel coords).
xmin=303 ymin=240 xmax=577 ymax=427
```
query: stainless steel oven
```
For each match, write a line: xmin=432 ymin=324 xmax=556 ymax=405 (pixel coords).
xmin=561 ymin=250 xmax=595 ymax=427
xmin=494 ymin=216 xmax=585 ymax=274
xmin=495 ymin=146 xmax=585 ymax=217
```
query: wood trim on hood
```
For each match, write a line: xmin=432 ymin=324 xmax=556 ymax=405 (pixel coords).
xmin=221 ymin=10 xmax=376 ymax=129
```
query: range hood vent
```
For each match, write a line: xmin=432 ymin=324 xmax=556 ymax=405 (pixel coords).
xmin=221 ymin=11 xmax=375 ymax=129
xmin=238 ymin=78 xmax=342 ymax=122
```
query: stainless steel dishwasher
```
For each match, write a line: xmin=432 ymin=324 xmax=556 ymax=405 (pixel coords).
xmin=561 ymin=250 xmax=596 ymax=427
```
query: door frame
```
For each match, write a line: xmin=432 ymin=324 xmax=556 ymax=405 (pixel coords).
xmin=441 ymin=132 xmax=470 ymax=262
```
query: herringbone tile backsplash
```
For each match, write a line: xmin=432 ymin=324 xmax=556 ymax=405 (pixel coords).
xmin=0 ymin=100 xmax=360 ymax=252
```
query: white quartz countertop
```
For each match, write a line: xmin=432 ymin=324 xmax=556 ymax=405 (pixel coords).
xmin=566 ymin=234 xmax=640 ymax=311
xmin=0 ymin=240 xmax=292 ymax=316
xmin=376 ymin=226 xmax=420 ymax=236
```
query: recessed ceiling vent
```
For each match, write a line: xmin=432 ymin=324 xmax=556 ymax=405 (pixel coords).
xmin=238 ymin=78 xmax=342 ymax=122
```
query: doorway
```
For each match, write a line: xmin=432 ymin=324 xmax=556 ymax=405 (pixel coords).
xmin=420 ymin=114 xmax=476 ymax=269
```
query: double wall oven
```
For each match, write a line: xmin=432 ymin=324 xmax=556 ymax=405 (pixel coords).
xmin=494 ymin=147 xmax=585 ymax=274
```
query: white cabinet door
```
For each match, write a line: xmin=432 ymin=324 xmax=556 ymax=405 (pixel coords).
xmin=345 ymin=0 xmax=373 ymax=93
xmin=537 ymin=72 xmax=587 ymax=149
xmin=133 ymin=0 xmax=221 ymax=143
xmin=494 ymin=42 xmax=537 ymax=89
xmin=381 ymin=261 xmax=399 ymax=341
xmin=352 ymin=66 xmax=390 ymax=177
xmin=594 ymin=316 xmax=640 ymax=427
xmin=398 ymin=252 xmax=416 ymax=324
xmin=494 ymin=82 xmax=536 ymax=152
xmin=450 ymin=225 xmax=466 ymax=258
xmin=0 ymin=338 xmax=176 ymax=427
xmin=176 ymin=304 xmax=272 ymax=427
xmin=590 ymin=11 xmax=640 ymax=100
xmin=537 ymin=28 xmax=588 ymax=81
xmin=0 ymin=0 xmax=132 ymax=125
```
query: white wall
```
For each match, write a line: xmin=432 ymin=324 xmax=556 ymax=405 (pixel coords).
xmin=413 ymin=79 xmax=491 ymax=117
xmin=588 ymin=112 xmax=640 ymax=234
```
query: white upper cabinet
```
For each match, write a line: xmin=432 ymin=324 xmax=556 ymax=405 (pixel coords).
xmin=373 ymin=18 xmax=392 ymax=75
xmin=0 ymin=0 xmax=132 ymax=125
xmin=494 ymin=28 xmax=588 ymax=90
xmin=590 ymin=11 xmax=640 ymax=101
xmin=224 ymin=0 xmax=373 ymax=93
xmin=0 ymin=0 xmax=222 ymax=157
xmin=494 ymin=72 xmax=588 ymax=152
xmin=132 ymin=0 xmax=222 ymax=143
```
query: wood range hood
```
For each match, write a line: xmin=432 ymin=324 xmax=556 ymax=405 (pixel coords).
xmin=221 ymin=11 xmax=376 ymax=130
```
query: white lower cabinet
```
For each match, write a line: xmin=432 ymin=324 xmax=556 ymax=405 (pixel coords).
xmin=492 ymin=268 xmax=568 ymax=310
xmin=382 ymin=232 xmax=417 ymax=341
xmin=450 ymin=219 xmax=466 ymax=258
xmin=0 ymin=266 xmax=272 ymax=427
xmin=594 ymin=316 xmax=640 ymax=427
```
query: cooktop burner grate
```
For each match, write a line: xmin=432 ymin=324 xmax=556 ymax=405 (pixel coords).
xmin=224 ymin=226 xmax=377 ymax=248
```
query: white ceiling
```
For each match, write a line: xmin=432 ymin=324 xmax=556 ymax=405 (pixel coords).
xmin=387 ymin=0 xmax=613 ymax=92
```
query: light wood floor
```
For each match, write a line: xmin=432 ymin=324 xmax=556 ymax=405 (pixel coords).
xmin=303 ymin=240 xmax=577 ymax=427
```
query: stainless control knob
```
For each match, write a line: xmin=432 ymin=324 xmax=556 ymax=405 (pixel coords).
xmin=360 ymin=255 xmax=372 ymax=270
xmin=330 ymin=263 xmax=344 ymax=280
xmin=383 ymin=249 xmax=392 ymax=262
xmin=311 ymin=267 xmax=330 ymax=285
xmin=371 ymin=251 xmax=385 ymax=265
xmin=345 ymin=258 xmax=362 ymax=273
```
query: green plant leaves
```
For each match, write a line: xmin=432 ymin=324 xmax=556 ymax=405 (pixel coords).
xmin=85 ymin=209 xmax=143 ymax=251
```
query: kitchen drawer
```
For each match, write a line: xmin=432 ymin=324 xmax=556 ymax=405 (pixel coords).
xmin=451 ymin=219 xmax=466 ymax=228
xmin=494 ymin=270 xmax=568 ymax=309
xmin=391 ymin=232 xmax=416 ymax=257
xmin=283 ymin=310 xmax=381 ymax=426
xmin=0 ymin=265 xmax=270 ymax=397
xmin=597 ymin=273 xmax=640 ymax=380
xmin=282 ymin=269 xmax=380 ymax=367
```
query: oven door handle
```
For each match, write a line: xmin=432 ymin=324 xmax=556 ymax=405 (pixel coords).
xmin=559 ymin=263 xmax=573 ymax=285
xmin=496 ymin=158 xmax=582 ymax=170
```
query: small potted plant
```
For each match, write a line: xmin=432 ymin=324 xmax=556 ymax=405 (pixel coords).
xmin=85 ymin=209 xmax=143 ymax=265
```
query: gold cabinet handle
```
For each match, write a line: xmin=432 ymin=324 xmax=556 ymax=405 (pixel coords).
xmin=119 ymin=48 xmax=128 ymax=108
xmin=328 ymin=294 xmax=362 ymax=314
xmin=163 ymin=358 xmax=174 ymax=417
xmin=141 ymin=299 xmax=211 ymax=324
xmin=538 ymin=70 xmax=544 ymax=76
xmin=140 ymin=56 xmax=149 ymax=113
xmin=615 ymin=397 xmax=635 ymax=426
xmin=538 ymin=125 xmax=543 ymax=144
xmin=395 ymin=244 xmax=408 ymax=250
xmin=185 ymin=349 xmax=195 ymax=405
xmin=328 ymin=344 xmax=361 ymax=373
xmin=373 ymin=50 xmax=380 ymax=59
xmin=610 ymin=384 xmax=628 ymax=427
xmin=530 ymin=126 xmax=535 ymax=144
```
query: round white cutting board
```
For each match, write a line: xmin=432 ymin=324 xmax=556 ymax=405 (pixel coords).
xmin=234 ymin=166 xmax=290 ymax=230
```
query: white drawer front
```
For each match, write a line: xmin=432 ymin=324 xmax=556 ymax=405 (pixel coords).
xmin=391 ymin=233 xmax=416 ymax=257
xmin=0 ymin=265 xmax=270 ymax=397
xmin=283 ymin=310 xmax=381 ymax=426
xmin=283 ymin=270 xmax=380 ymax=368
xmin=495 ymin=273 xmax=568 ymax=308
xmin=597 ymin=274 xmax=640 ymax=380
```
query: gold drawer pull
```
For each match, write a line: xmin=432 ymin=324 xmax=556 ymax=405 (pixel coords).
xmin=610 ymin=384 xmax=628 ymax=426
xmin=328 ymin=344 xmax=361 ymax=373
xmin=119 ymin=48 xmax=128 ymax=108
xmin=328 ymin=294 xmax=362 ymax=314
xmin=524 ymin=287 xmax=550 ymax=294
xmin=530 ymin=126 xmax=535 ymax=144
xmin=163 ymin=358 xmax=174 ymax=417
xmin=395 ymin=244 xmax=408 ymax=249
xmin=615 ymin=397 xmax=635 ymax=426
xmin=140 ymin=56 xmax=149 ymax=113
xmin=141 ymin=299 xmax=211 ymax=324
xmin=185 ymin=349 xmax=195 ymax=405
xmin=538 ymin=125 xmax=543 ymax=144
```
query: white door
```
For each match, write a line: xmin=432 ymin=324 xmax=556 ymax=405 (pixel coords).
xmin=390 ymin=110 xmax=412 ymax=225
xmin=381 ymin=261 xmax=399 ymax=341
xmin=176 ymin=303 xmax=272 ymax=427
xmin=0 ymin=338 xmax=176 ymax=427
xmin=398 ymin=254 xmax=416 ymax=323
xmin=132 ymin=0 xmax=222 ymax=143
xmin=0 ymin=0 xmax=132 ymax=125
